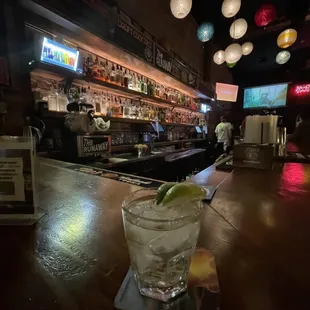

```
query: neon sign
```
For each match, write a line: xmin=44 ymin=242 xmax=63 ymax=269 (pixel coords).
xmin=294 ymin=84 xmax=310 ymax=95
xmin=41 ymin=37 xmax=79 ymax=72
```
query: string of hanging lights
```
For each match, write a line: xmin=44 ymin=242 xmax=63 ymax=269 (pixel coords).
xmin=169 ymin=0 xmax=296 ymax=67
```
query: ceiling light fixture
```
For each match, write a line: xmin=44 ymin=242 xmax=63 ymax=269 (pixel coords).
xmin=170 ymin=0 xmax=192 ymax=19
xmin=225 ymin=43 xmax=242 ymax=63
xmin=222 ymin=0 xmax=241 ymax=18
xmin=230 ymin=18 xmax=248 ymax=39
xmin=277 ymin=28 xmax=298 ymax=48
xmin=242 ymin=42 xmax=253 ymax=56
xmin=276 ymin=51 xmax=291 ymax=64
xmin=254 ymin=4 xmax=277 ymax=27
xmin=213 ymin=50 xmax=225 ymax=65
xmin=226 ymin=62 xmax=237 ymax=68
xmin=197 ymin=22 xmax=215 ymax=42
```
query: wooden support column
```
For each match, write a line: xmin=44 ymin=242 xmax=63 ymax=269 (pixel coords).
xmin=0 ymin=0 xmax=34 ymax=135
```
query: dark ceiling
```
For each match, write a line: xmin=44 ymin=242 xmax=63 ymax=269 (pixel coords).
xmin=191 ymin=0 xmax=310 ymax=86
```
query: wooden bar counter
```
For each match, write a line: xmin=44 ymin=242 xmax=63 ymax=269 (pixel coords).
xmin=1 ymin=157 xmax=310 ymax=309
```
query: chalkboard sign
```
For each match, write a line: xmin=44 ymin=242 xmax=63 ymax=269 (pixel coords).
xmin=115 ymin=19 xmax=153 ymax=64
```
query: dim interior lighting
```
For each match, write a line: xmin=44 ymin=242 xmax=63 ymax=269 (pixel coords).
xmin=225 ymin=43 xmax=242 ymax=63
xmin=230 ymin=18 xmax=248 ymax=39
xmin=170 ymin=0 xmax=192 ymax=19
xmin=254 ymin=4 xmax=277 ymax=27
xmin=213 ymin=50 xmax=225 ymax=65
xmin=242 ymin=42 xmax=253 ymax=56
xmin=197 ymin=22 xmax=215 ymax=42
xmin=222 ymin=0 xmax=241 ymax=18
xmin=277 ymin=28 xmax=298 ymax=48
xmin=276 ymin=50 xmax=291 ymax=64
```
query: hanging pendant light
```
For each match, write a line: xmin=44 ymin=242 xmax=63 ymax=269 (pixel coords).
xmin=225 ymin=43 xmax=242 ymax=63
xmin=222 ymin=0 xmax=241 ymax=18
xmin=213 ymin=50 xmax=225 ymax=65
xmin=170 ymin=0 xmax=192 ymax=19
xmin=226 ymin=62 xmax=237 ymax=68
xmin=242 ymin=42 xmax=253 ymax=56
xmin=230 ymin=18 xmax=248 ymax=39
xmin=276 ymin=51 xmax=291 ymax=64
xmin=197 ymin=22 xmax=214 ymax=42
xmin=255 ymin=4 xmax=277 ymax=27
xmin=277 ymin=28 xmax=297 ymax=48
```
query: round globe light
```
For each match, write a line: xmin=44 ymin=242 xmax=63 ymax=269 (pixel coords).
xmin=255 ymin=4 xmax=277 ymax=27
xmin=276 ymin=51 xmax=291 ymax=64
xmin=197 ymin=22 xmax=215 ymax=42
xmin=222 ymin=0 xmax=241 ymax=18
xmin=226 ymin=62 xmax=237 ymax=68
xmin=230 ymin=18 xmax=248 ymax=39
xmin=242 ymin=42 xmax=253 ymax=56
xmin=225 ymin=43 xmax=242 ymax=63
xmin=170 ymin=0 xmax=192 ymax=19
xmin=213 ymin=50 xmax=225 ymax=65
xmin=277 ymin=28 xmax=297 ymax=49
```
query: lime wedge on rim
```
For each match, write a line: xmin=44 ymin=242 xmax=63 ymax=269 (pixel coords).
xmin=155 ymin=182 xmax=176 ymax=205
xmin=161 ymin=183 xmax=206 ymax=206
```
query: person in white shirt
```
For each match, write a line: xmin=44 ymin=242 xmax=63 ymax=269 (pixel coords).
xmin=215 ymin=116 xmax=233 ymax=153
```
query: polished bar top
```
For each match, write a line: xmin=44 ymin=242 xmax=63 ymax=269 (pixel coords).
xmin=1 ymin=157 xmax=310 ymax=309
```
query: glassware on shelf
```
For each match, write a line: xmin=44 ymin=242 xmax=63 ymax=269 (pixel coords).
xmin=110 ymin=63 xmax=116 ymax=83
xmin=58 ymin=87 xmax=68 ymax=112
xmin=48 ymin=85 xmax=58 ymax=111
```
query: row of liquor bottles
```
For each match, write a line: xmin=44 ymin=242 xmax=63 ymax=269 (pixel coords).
xmin=70 ymin=85 xmax=205 ymax=125
xmin=31 ymin=74 xmax=205 ymax=125
xmin=82 ymin=53 xmax=199 ymax=110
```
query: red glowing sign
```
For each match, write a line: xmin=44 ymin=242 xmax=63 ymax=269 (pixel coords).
xmin=294 ymin=84 xmax=310 ymax=96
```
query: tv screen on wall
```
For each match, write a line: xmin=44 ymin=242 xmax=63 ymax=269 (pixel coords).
xmin=243 ymin=83 xmax=288 ymax=109
xmin=216 ymin=83 xmax=239 ymax=102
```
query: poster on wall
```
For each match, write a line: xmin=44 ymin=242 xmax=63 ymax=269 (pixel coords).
xmin=0 ymin=137 xmax=37 ymax=220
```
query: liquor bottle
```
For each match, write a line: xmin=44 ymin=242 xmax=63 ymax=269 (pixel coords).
xmin=92 ymin=56 xmax=100 ymax=77
xmin=101 ymin=92 xmax=107 ymax=116
xmin=124 ymin=69 xmax=129 ymax=88
xmin=143 ymin=77 xmax=148 ymax=94
xmin=128 ymin=71 xmax=134 ymax=90
xmin=58 ymin=87 xmax=68 ymax=112
xmin=86 ymin=55 xmax=93 ymax=76
xmin=122 ymin=67 xmax=126 ymax=87
xmin=139 ymin=75 xmax=144 ymax=93
xmin=131 ymin=103 xmax=137 ymax=119
xmin=110 ymin=63 xmax=116 ymax=83
xmin=48 ymin=86 xmax=58 ymax=111
xmin=150 ymin=81 xmax=155 ymax=97
xmin=123 ymin=98 xmax=130 ymax=118
xmin=105 ymin=60 xmax=110 ymax=82
xmin=115 ymin=65 xmax=120 ymax=85
xmin=99 ymin=61 xmax=106 ymax=80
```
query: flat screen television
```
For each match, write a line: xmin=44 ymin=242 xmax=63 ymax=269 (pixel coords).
xmin=243 ymin=83 xmax=288 ymax=109
xmin=216 ymin=83 xmax=239 ymax=102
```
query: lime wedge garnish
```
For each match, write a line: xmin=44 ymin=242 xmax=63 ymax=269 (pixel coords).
xmin=155 ymin=182 xmax=176 ymax=205
xmin=161 ymin=183 xmax=206 ymax=206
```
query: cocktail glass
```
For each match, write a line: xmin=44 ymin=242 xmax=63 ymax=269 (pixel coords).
xmin=122 ymin=189 xmax=203 ymax=302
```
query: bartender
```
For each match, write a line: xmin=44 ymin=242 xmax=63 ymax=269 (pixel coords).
xmin=215 ymin=116 xmax=233 ymax=155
